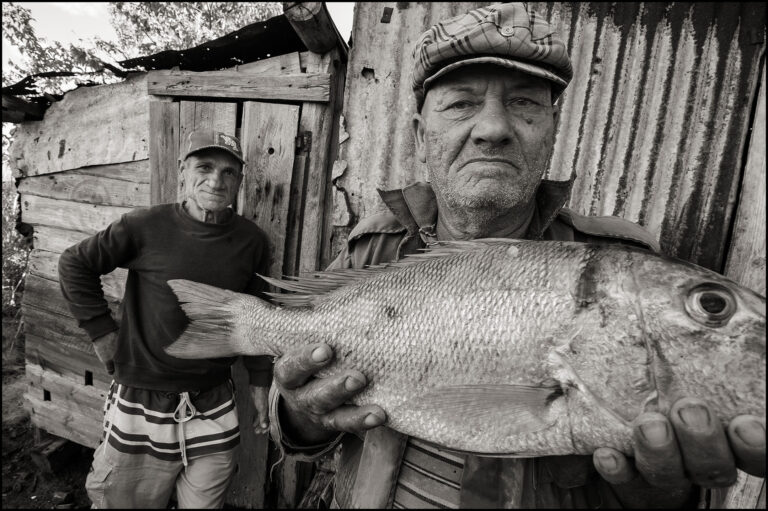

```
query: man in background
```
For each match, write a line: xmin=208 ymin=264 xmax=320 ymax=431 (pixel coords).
xmin=59 ymin=130 xmax=273 ymax=508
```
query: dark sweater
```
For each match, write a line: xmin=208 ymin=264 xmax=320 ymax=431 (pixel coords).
xmin=58 ymin=203 xmax=273 ymax=392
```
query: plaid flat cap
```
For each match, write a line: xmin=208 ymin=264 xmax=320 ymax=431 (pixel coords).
xmin=412 ymin=3 xmax=573 ymax=99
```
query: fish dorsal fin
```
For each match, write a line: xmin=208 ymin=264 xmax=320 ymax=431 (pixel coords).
xmin=408 ymin=383 xmax=562 ymax=436
xmin=261 ymin=238 xmax=519 ymax=307
xmin=260 ymin=267 xmax=395 ymax=307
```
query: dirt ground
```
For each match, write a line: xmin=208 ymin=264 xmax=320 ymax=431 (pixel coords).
xmin=2 ymin=317 xmax=93 ymax=509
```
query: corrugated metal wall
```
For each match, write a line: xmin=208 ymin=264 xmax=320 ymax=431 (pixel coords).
xmin=334 ymin=2 xmax=766 ymax=272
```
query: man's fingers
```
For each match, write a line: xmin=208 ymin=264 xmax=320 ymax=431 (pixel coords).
xmin=669 ymin=398 xmax=737 ymax=487
xmin=593 ymin=448 xmax=638 ymax=485
xmin=318 ymin=404 xmax=387 ymax=436
xmin=291 ymin=369 xmax=369 ymax=415
xmin=632 ymin=412 xmax=691 ymax=490
xmin=274 ymin=343 xmax=333 ymax=389
xmin=252 ymin=415 xmax=270 ymax=434
xmin=727 ymin=415 xmax=765 ymax=477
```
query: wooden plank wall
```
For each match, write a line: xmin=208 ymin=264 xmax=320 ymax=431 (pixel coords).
xmin=10 ymin=73 xmax=149 ymax=178
xmin=18 ymin=159 xmax=150 ymax=447
xmin=14 ymin=46 xmax=345 ymax=509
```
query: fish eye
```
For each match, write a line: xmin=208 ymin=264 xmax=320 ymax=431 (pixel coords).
xmin=685 ymin=283 xmax=736 ymax=327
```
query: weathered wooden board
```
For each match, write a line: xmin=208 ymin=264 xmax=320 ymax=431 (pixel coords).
xmin=237 ymin=51 xmax=302 ymax=75
xmin=724 ymin=62 xmax=766 ymax=296
xmin=149 ymin=100 xmax=181 ymax=205
xmin=238 ymin=101 xmax=300 ymax=278
xmin=10 ymin=73 xmax=149 ymax=178
xmin=147 ymin=70 xmax=330 ymax=102
xmin=27 ymin=363 xmax=109 ymax=409
xmin=20 ymin=194 xmax=132 ymax=234
xmin=22 ymin=274 xmax=121 ymax=321
xmin=717 ymin=61 xmax=767 ymax=511
xmin=29 ymin=249 xmax=127 ymax=300
xmin=24 ymin=390 xmax=103 ymax=449
xmin=18 ymin=171 xmax=149 ymax=208
xmin=23 ymin=305 xmax=100 ymax=353
xmin=225 ymin=358 xmax=269 ymax=510
xmin=283 ymin=150 xmax=309 ymax=278
xmin=32 ymin=225 xmax=92 ymax=254
xmin=284 ymin=2 xmax=339 ymax=54
xmin=67 ymin=160 xmax=150 ymax=184
xmin=25 ymin=333 xmax=111 ymax=388
xmin=298 ymin=49 xmax=346 ymax=274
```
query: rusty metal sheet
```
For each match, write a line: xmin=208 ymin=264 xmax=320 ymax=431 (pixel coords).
xmin=335 ymin=2 xmax=766 ymax=272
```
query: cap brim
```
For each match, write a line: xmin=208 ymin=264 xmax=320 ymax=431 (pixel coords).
xmin=423 ymin=56 xmax=568 ymax=94
xmin=181 ymin=145 xmax=245 ymax=164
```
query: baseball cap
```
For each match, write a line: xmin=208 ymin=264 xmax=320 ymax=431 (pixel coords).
xmin=411 ymin=3 xmax=573 ymax=100
xmin=180 ymin=130 xmax=245 ymax=164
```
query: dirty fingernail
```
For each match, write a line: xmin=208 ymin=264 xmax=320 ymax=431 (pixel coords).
xmin=364 ymin=413 xmax=384 ymax=427
xmin=678 ymin=404 xmax=710 ymax=429
xmin=311 ymin=346 xmax=331 ymax=362
xmin=596 ymin=451 xmax=618 ymax=472
xmin=735 ymin=421 xmax=765 ymax=447
xmin=639 ymin=420 xmax=669 ymax=444
xmin=345 ymin=376 xmax=365 ymax=392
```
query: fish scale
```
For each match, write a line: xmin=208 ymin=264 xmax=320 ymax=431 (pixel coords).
xmin=166 ymin=239 xmax=765 ymax=455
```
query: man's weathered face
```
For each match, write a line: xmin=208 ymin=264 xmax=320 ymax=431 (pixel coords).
xmin=414 ymin=65 xmax=558 ymax=211
xmin=180 ymin=149 xmax=243 ymax=212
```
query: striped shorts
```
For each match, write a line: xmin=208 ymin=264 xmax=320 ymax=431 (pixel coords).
xmin=100 ymin=380 xmax=240 ymax=464
xmin=86 ymin=380 xmax=240 ymax=508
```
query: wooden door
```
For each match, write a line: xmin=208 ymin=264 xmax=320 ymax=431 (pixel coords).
xmin=148 ymin=96 xmax=300 ymax=508
xmin=147 ymin=48 xmax=346 ymax=508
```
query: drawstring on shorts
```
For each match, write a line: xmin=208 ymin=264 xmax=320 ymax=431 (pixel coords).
xmin=173 ymin=392 xmax=198 ymax=467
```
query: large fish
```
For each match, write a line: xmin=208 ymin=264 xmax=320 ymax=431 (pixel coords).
xmin=165 ymin=239 xmax=765 ymax=456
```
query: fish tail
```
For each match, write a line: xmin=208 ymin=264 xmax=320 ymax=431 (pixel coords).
xmin=166 ymin=279 xmax=274 ymax=359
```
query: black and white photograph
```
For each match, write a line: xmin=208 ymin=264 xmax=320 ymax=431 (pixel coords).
xmin=1 ymin=2 xmax=765 ymax=509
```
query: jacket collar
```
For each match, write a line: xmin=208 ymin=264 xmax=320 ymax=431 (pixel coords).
xmin=377 ymin=177 xmax=575 ymax=240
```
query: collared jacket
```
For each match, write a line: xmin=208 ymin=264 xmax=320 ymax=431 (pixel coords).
xmin=270 ymin=179 xmax=666 ymax=508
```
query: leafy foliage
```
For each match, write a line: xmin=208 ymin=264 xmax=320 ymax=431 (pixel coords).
xmin=2 ymin=3 xmax=114 ymax=92
xmin=2 ymin=2 xmax=282 ymax=93
xmin=2 ymin=181 xmax=30 ymax=317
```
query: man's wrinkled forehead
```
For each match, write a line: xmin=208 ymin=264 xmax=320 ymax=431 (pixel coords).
xmin=425 ymin=65 xmax=553 ymax=103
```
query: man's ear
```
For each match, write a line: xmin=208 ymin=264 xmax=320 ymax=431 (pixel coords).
xmin=412 ymin=113 xmax=427 ymax=164
xmin=551 ymin=103 xmax=560 ymax=126
xmin=178 ymin=160 xmax=186 ymax=194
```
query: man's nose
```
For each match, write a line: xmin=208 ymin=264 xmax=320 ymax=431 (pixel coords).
xmin=207 ymin=170 xmax=224 ymax=188
xmin=470 ymin=100 xmax=512 ymax=147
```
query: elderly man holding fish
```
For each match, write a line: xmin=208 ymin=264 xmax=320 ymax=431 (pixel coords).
xmin=263 ymin=3 xmax=765 ymax=509
xmin=58 ymin=131 xmax=273 ymax=508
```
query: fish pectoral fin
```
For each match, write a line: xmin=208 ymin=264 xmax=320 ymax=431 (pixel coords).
xmin=410 ymin=384 xmax=561 ymax=434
